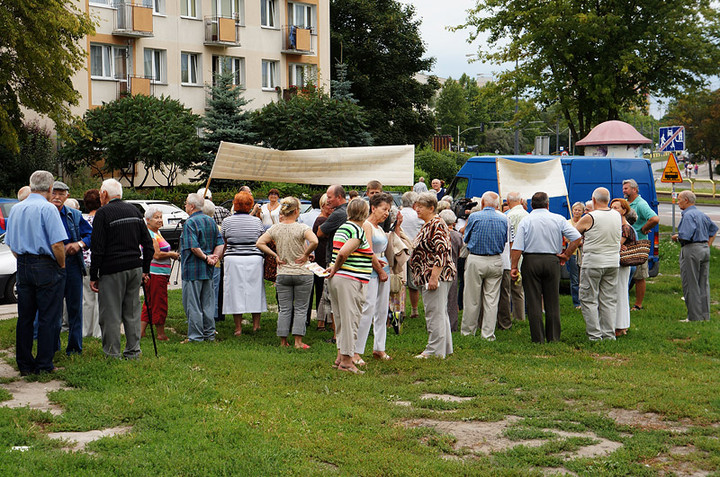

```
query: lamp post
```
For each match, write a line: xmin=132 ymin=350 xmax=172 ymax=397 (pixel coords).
xmin=457 ymin=125 xmax=484 ymax=151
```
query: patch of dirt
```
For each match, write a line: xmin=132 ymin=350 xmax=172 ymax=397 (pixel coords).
xmin=0 ymin=360 xmax=20 ymax=379
xmin=646 ymin=446 xmax=712 ymax=477
xmin=0 ymin=380 xmax=70 ymax=415
xmin=591 ymin=354 xmax=629 ymax=365
xmin=607 ymin=409 xmax=692 ymax=432
xmin=420 ymin=393 xmax=473 ymax=403
xmin=404 ymin=417 xmax=624 ymax=460
xmin=536 ymin=468 xmax=579 ymax=477
xmin=394 ymin=401 xmax=412 ymax=407
xmin=47 ymin=426 xmax=132 ymax=452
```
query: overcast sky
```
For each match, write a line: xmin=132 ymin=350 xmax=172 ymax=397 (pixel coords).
xmin=398 ymin=0 xmax=671 ymax=117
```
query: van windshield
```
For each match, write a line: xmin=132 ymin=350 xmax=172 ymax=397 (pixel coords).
xmin=446 ymin=177 xmax=468 ymax=200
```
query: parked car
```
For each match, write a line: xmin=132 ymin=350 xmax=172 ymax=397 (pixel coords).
xmin=219 ymin=198 xmax=313 ymax=215
xmin=0 ymin=198 xmax=19 ymax=234
xmin=125 ymin=200 xmax=188 ymax=249
xmin=0 ymin=234 xmax=17 ymax=303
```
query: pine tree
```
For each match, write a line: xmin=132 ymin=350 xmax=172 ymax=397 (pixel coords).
xmin=197 ymin=72 xmax=257 ymax=180
xmin=330 ymin=62 xmax=357 ymax=103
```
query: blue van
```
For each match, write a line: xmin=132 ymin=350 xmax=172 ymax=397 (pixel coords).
xmin=446 ymin=155 xmax=659 ymax=277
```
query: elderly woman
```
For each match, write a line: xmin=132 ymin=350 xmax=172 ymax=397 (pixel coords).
xmin=140 ymin=206 xmax=179 ymax=341
xmin=610 ymin=198 xmax=637 ymax=336
xmin=257 ymin=197 xmax=318 ymax=349
xmin=410 ymin=192 xmax=456 ymax=359
xmin=82 ymin=189 xmax=102 ymax=338
xmin=221 ymin=191 xmax=267 ymax=335
xmin=439 ymin=209 xmax=463 ymax=332
xmin=312 ymin=193 xmax=333 ymax=331
xmin=326 ymin=199 xmax=374 ymax=374
xmin=353 ymin=193 xmax=399 ymax=364
xmin=567 ymin=201 xmax=585 ymax=308
xmin=259 ymin=188 xmax=281 ymax=227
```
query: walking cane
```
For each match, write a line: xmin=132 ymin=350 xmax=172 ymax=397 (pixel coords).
xmin=141 ymin=282 xmax=159 ymax=358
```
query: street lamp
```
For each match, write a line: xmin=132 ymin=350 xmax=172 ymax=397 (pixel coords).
xmin=457 ymin=125 xmax=484 ymax=151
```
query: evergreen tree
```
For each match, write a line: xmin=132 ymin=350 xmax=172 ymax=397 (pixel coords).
xmin=197 ymin=72 xmax=257 ymax=180
xmin=330 ymin=62 xmax=357 ymax=103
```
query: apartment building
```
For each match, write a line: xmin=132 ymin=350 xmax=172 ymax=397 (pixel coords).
xmin=72 ymin=0 xmax=330 ymax=115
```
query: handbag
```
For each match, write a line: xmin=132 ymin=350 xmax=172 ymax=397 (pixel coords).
xmin=263 ymin=241 xmax=277 ymax=282
xmin=389 ymin=273 xmax=404 ymax=294
xmin=619 ymin=239 xmax=650 ymax=266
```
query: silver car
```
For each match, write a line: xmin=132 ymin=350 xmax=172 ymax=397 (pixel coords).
xmin=0 ymin=234 xmax=17 ymax=303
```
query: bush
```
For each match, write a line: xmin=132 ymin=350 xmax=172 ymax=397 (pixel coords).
xmin=414 ymin=147 xmax=460 ymax=183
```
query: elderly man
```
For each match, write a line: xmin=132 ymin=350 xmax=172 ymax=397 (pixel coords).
xmin=50 ymin=181 xmax=92 ymax=354
xmin=6 ymin=171 xmax=67 ymax=375
xmin=503 ymin=191 xmax=528 ymax=322
xmin=180 ymin=193 xmax=224 ymax=342
xmin=17 ymin=186 xmax=31 ymax=201
xmin=672 ymin=191 xmax=718 ymax=322
xmin=198 ymin=188 xmax=227 ymax=322
xmin=510 ymin=192 xmax=582 ymax=343
xmin=317 ymin=185 xmax=348 ymax=259
xmin=461 ymin=191 xmax=508 ymax=340
xmin=431 ymin=179 xmax=446 ymax=200
xmin=90 ymin=179 xmax=154 ymax=359
xmin=414 ymin=177 xmax=428 ymax=193
xmin=622 ymin=178 xmax=659 ymax=311
xmin=574 ymin=188 xmax=622 ymax=341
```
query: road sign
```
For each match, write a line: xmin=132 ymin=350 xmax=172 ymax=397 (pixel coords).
xmin=661 ymin=152 xmax=683 ymax=183
xmin=658 ymin=126 xmax=685 ymax=152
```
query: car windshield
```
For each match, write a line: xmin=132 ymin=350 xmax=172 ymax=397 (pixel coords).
xmin=147 ymin=203 xmax=183 ymax=215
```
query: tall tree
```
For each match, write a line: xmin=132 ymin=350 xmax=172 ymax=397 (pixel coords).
xmin=456 ymin=0 xmax=720 ymax=145
xmin=0 ymin=0 xmax=94 ymax=152
xmin=665 ymin=89 xmax=720 ymax=180
xmin=60 ymin=95 xmax=201 ymax=187
xmin=331 ymin=0 xmax=439 ymax=146
xmin=252 ymin=87 xmax=373 ymax=150
xmin=436 ymin=79 xmax=469 ymax=141
xmin=0 ymin=122 xmax=57 ymax=196
xmin=197 ymin=72 xmax=257 ymax=181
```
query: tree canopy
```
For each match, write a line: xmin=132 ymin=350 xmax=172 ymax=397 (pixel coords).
xmin=252 ymin=87 xmax=372 ymax=150
xmin=0 ymin=122 xmax=57 ymax=196
xmin=0 ymin=0 xmax=94 ymax=152
xmin=330 ymin=0 xmax=439 ymax=146
xmin=60 ymin=95 xmax=201 ymax=187
xmin=456 ymin=0 xmax=720 ymax=145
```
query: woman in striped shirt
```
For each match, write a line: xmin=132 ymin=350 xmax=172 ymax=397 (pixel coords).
xmin=326 ymin=198 xmax=373 ymax=374
xmin=141 ymin=207 xmax=179 ymax=341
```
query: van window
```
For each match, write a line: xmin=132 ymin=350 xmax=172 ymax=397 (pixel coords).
xmin=447 ymin=177 xmax=468 ymax=200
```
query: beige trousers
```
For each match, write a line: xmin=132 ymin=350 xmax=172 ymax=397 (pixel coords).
xmin=327 ymin=275 xmax=366 ymax=356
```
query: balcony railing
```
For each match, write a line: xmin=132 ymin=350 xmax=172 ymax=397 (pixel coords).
xmin=113 ymin=1 xmax=154 ymax=37
xmin=204 ymin=16 xmax=241 ymax=46
xmin=117 ymin=75 xmax=154 ymax=98
xmin=281 ymin=25 xmax=316 ymax=54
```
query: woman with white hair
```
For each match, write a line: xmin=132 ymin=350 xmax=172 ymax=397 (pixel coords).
xmin=439 ymin=209 xmax=462 ymax=331
xmin=141 ymin=206 xmax=179 ymax=341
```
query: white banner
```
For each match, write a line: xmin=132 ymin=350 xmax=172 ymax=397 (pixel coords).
xmin=496 ymin=157 xmax=568 ymax=199
xmin=209 ymin=142 xmax=415 ymax=186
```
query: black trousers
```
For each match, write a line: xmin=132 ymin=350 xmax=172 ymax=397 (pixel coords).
xmin=521 ymin=254 xmax=561 ymax=343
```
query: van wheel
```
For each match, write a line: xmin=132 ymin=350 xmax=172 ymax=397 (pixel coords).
xmin=5 ymin=275 xmax=17 ymax=304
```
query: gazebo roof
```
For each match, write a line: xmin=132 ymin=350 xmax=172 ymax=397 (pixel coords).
xmin=576 ymin=120 xmax=652 ymax=146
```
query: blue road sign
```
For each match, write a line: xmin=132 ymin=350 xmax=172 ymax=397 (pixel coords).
xmin=658 ymin=126 xmax=685 ymax=152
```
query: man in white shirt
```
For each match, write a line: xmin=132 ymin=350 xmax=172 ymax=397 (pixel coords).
xmin=413 ymin=177 xmax=428 ymax=193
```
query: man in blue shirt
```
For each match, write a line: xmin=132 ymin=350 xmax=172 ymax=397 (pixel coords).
xmin=672 ymin=191 xmax=718 ymax=322
xmin=6 ymin=171 xmax=67 ymax=375
xmin=50 ymin=181 xmax=92 ymax=355
xmin=461 ymin=191 xmax=508 ymax=340
xmin=180 ymin=193 xmax=224 ymax=342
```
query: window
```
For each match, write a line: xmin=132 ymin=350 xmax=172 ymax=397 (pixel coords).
xmin=180 ymin=0 xmax=198 ymax=18
xmin=213 ymin=0 xmax=243 ymax=20
xmin=289 ymin=63 xmax=315 ymax=87
xmin=152 ymin=0 xmax=164 ymax=14
xmin=144 ymin=48 xmax=166 ymax=83
xmin=213 ymin=56 xmax=245 ymax=88
xmin=89 ymin=0 xmax=110 ymax=5
xmin=260 ymin=0 xmax=276 ymax=27
xmin=181 ymin=52 xmax=200 ymax=85
xmin=288 ymin=2 xmax=314 ymax=29
xmin=90 ymin=44 xmax=128 ymax=80
xmin=261 ymin=60 xmax=278 ymax=89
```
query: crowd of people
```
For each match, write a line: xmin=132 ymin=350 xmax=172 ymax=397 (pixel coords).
xmin=6 ymin=171 xmax=716 ymax=375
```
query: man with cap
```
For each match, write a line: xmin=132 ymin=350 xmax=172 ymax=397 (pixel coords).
xmin=6 ymin=171 xmax=67 ymax=374
xmin=51 ymin=181 xmax=92 ymax=354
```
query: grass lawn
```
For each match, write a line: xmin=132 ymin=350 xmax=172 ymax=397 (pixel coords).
xmin=1 ymin=229 xmax=719 ymax=476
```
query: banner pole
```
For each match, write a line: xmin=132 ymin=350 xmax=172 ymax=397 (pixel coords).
xmin=566 ymin=194 xmax=572 ymax=217
xmin=495 ymin=158 xmax=502 ymax=200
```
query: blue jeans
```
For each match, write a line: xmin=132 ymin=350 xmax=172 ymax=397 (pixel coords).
xmin=566 ymin=255 xmax=580 ymax=307
xmin=213 ymin=266 xmax=221 ymax=320
xmin=55 ymin=259 xmax=83 ymax=354
xmin=16 ymin=255 xmax=66 ymax=374
xmin=182 ymin=279 xmax=216 ymax=341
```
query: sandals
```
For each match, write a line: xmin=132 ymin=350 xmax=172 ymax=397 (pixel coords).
xmin=352 ymin=358 xmax=366 ymax=367
xmin=631 ymin=305 xmax=644 ymax=311
xmin=373 ymin=352 xmax=392 ymax=361
xmin=295 ymin=343 xmax=311 ymax=350
xmin=337 ymin=364 xmax=364 ymax=375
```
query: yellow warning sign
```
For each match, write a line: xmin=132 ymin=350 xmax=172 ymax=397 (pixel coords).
xmin=661 ymin=153 xmax=683 ymax=183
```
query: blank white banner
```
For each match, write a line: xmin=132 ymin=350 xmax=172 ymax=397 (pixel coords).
xmin=496 ymin=157 xmax=568 ymax=199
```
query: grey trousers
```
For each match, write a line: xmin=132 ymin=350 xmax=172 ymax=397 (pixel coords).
xmin=498 ymin=269 xmax=525 ymax=323
xmin=421 ymin=281 xmax=453 ymax=358
xmin=98 ymin=267 xmax=142 ymax=359
xmin=182 ymin=279 xmax=216 ymax=342
xmin=579 ymin=266 xmax=618 ymax=340
xmin=328 ymin=276 xmax=366 ymax=356
xmin=680 ymin=243 xmax=711 ymax=321
xmin=276 ymin=274 xmax=314 ymax=337
xmin=462 ymin=254 xmax=503 ymax=340
xmin=521 ymin=254 xmax=561 ymax=343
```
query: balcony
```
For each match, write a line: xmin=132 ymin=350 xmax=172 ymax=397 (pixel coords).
xmin=117 ymin=75 xmax=155 ymax=98
xmin=281 ymin=25 xmax=315 ymax=55
xmin=113 ymin=1 xmax=153 ymax=38
xmin=204 ymin=16 xmax=241 ymax=46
